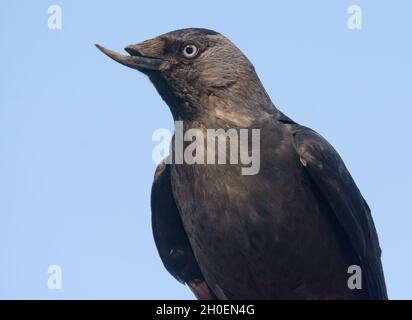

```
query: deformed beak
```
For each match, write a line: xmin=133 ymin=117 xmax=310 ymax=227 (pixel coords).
xmin=95 ymin=44 xmax=162 ymax=72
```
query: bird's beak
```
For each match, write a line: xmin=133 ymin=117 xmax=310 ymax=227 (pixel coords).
xmin=95 ymin=43 xmax=162 ymax=72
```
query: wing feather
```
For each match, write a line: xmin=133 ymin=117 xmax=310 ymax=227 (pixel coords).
xmin=151 ymin=161 xmax=216 ymax=299
xmin=292 ymin=127 xmax=387 ymax=299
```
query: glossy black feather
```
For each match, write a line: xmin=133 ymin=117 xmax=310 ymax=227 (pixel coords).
xmin=151 ymin=161 xmax=216 ymax=299
xmin=292 ymin=127 xmax=387 ymax=299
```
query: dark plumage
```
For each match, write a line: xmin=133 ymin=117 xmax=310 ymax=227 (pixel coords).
xmin=96 ymin=28 xmax=387 ymax=299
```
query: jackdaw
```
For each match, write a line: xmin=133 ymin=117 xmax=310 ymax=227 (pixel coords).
xmin=96 ymin=28 xmax=387 ymax=299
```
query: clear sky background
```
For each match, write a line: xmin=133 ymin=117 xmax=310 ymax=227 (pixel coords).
xmin=0 ymin=1 xmax=411 ymax=299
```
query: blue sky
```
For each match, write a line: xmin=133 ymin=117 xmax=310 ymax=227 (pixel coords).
xmin=0 ymin=1 xmax=411 ymax=299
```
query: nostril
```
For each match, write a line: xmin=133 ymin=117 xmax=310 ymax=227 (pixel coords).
xmin=124 ymin=46 xmax=142 ymax=57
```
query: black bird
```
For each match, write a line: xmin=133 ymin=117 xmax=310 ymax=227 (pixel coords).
xmin=96 ymin=28 xmax=387 ymax=299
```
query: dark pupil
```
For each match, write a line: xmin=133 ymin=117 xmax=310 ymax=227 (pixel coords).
xmin=185 ymin=46 xmax=194 ymax=55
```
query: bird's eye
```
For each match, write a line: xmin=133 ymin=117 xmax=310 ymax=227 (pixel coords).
xmin=183 ymin=45 xmax=198 ymax=58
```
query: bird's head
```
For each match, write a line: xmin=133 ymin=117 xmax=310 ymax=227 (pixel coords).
xmin=96 ymin=28 xmax=270 ymax=120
